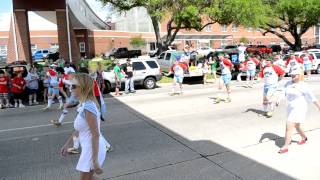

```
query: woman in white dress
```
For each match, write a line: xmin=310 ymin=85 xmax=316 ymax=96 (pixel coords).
xmin=277 ymin=66 xmax=320 ymax=154
xmin=60 ymin=73 xmax=106 ymax=180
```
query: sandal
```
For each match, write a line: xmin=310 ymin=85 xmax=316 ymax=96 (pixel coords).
xmin=278 ymin=147 xmax=288 ymax=154
xmin=298 ymin=137 xmax=308 ymax=145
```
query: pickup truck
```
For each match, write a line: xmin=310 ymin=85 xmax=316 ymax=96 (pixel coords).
xmin=108 ymin=47 xmax=141 ymax=59
xmin=157 ymin=50 xmax=203 ymax=79
xmin=246 ymin=45 xmax=273 ymax=54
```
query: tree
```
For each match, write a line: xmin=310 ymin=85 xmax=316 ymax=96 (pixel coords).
xmin=259 ymin=0 xmax=320 ymax=50
xmin=239 ymin=37 xmax=250 ymax=44
xmin=130 ymin=35 xmax=146 ymax=49
xmin=99 ymin=0 xmax=268 ymax=54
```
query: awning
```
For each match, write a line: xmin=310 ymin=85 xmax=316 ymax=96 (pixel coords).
xmin=163 ymin=34 xmax=232 ymax=41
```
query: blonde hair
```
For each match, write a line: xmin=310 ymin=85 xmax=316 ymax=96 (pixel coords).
xmin=73 ymin=73 xmax=99 ymax=108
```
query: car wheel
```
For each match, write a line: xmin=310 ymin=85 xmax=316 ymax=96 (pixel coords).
xmin=316 ymin=65 xmax=320 ymax=74
xmin=144 ymin=77 xmax=156 ymax=89
xmin=104 ymin=81 xmax=111 ymax=94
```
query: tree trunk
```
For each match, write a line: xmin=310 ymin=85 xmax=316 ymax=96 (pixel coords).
xmin=150 ymin=16 xmax=166 ymax=55
xmin=292 ymin=35 xmax=302 ymax=51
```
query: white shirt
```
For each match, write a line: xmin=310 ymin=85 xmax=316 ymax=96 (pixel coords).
xmin=238 ymin=46 xmax=247 ymax=62
xmin=284 ymin=81 xmax=317 ymax=108
xmin=64 ymin=67 xmax=75 ymax=74
xmin=263 ymin=66 xmax=279 ymax=85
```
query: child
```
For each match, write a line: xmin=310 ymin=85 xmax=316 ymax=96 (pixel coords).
xmin=25 ymin=67 xmax=39 ymax=106
xmin=0 ymin=70 xmax=9 ymax=108
xmin=202 ymin=59 xmax=210 ymax=84
xmin=11 ymin=72 xmax=26 ymax=108
xmin=43 ymin=69 xmax=63 ymax=110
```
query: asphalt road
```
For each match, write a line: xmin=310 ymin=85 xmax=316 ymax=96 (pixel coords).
xmin=1 ymin=75 xmax=320 ymax=180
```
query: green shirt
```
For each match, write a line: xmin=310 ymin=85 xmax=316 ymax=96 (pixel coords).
xmin=113 ymin=66 xmax=123 ymax=79
xmin=210 ymin=61 xmax=218 ymax=71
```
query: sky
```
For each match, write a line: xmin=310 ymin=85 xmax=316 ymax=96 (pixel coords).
xmin=0 ymin=0 xmax=111 ymax=31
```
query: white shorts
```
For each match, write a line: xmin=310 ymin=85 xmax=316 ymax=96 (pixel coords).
xmin=76 ymin=137 xmax=107 ymax=172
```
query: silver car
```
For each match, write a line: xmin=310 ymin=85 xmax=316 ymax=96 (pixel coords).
xmin=102 ymin=57 xmax=162 ymax=93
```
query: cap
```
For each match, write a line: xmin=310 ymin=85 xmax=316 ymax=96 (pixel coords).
xmin=47 ymin=69 xmax=57 ymax=76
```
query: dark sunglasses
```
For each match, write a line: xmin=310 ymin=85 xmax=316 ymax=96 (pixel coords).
xmin=71 ymin=85 xmax=79 ymax=90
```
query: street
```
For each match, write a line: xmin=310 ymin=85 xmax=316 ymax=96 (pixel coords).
xmin=1 ymin=76 xmax=320 ymax=180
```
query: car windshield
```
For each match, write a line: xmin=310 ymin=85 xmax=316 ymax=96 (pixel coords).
xmin=225 ymin=46 xmax=237 ymax=49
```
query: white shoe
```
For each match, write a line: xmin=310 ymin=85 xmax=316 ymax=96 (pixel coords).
xmin=14 ymin=103 xmax=18 ymax=108
xmin=0 ymin=104 xmax=3 ymax=109
xmin=5 ymin=104 xmax=9 ymax=108
xmin=43 ymin=106 xmax=50 ymax=110
xmin=58 ymin=104 xmax=64 ymax=110
xmin=19 ymin=104 xmax=25 ymax=108
xmin=33 ymin=101 xmax=39 ymax=105
xmin=29 ymin=101 xmax=32 ymax=106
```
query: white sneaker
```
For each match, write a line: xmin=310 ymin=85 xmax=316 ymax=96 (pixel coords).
xmin=0 ymin=104 xmax=3 ymax=109
xmin=5 ymin=104 xmax=9 ymax=108
xmin=29 ymin=101 xmax=32 ymax=106
xmin=58 ymin=104 xmax=64 ymax=110
xmin=33 ymin=101 xmax=39 ymax=105
xmin=19 ymin=104 xmax=25 ymax=108
xmin=14 ymin=103 xmax=18 ymax=108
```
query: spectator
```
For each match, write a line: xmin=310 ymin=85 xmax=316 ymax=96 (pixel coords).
xmin=208 ymin=56 xmax=218 ymax=83
xmin=202 ymin=59 xmax=210 ymax=84
xmin=96 ymin=62 xmax=105 ymax=94
xmin=113 ymin=61 xmax=123 ymax=96
xmin=238 ymin=42 xmax=247 ymax=63
xmin=123 ymin=59 xmax=135 ymax=94
xmin=11 ymin=72 xmax=26 ymax=108
xmin=64 ymin=62 xmax=75 ymax=74
xmin=0 ymin=70 xmax=9 ymax=108
xmin=25 ymin=67 xmax=39 ymax=106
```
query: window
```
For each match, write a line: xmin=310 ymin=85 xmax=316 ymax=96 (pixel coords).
xmin=31 ymin=44 xmax=37 ymax=53
xmin=165 ymin=53 xmax=171 ymax=61
xmin=43 ymin=50 xmax=49 ymax=53
xmin=246 ymin=27 xmax=253 ymax=32
xmin=146 ymin=61 xmax=158 ymax=69
xmin=221 ymin=40 xmax=227 ymax=47
xmin=50 ymin=43 xmax=59 ymax=52
xmin=231 ymin=24 xmax=238 ymax=32
xmin=221 ymin=25 xmax=227 ymax=32
xmin=159 ymin=53 xmax=165 ymax=60
xmin=0 ymin=45 xmax=8 ymax=56
xmin=315 ymin=53 xmax=320 ymax=59
xmin=205 ymin=25 xmax=212 ymax=32
xmin=149 ymin=42 xmax=156 ymax=51
xmin=132 ymin=62 xmax=146 ymax=70
xmin=79 ymin=42 xmax=85 ymax=53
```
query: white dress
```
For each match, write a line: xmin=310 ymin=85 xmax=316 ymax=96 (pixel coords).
xmin=284 ymin=81 xmax=317 ymax=123
xmin=74 ymin=101 xmax=106 ymax=172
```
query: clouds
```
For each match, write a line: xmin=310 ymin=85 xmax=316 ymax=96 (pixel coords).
xmin=0 ymin=12 xmax=11 ymax=31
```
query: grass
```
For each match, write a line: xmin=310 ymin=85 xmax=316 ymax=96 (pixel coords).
xmin=159 ymin=73 xmax=220 ymax=84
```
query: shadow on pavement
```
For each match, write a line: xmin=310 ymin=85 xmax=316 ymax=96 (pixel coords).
xmin=243 ymin=108 xmax=265 ymax=116
xmin=0 ymin=95 xmax=296 ymax=180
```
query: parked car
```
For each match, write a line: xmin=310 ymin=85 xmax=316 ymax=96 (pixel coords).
xmin=223 ymin=45 xmax=238 ymax=54
xmin=157 ymin=50 xmax=203 ymax=79
xmin=107 ymin=47 xmax=141 ymax=59
xmin=32 ymin=49 xmax=52 ymax=61
xmin=196 ymin=47 xmax=214 ymax=56
xmin=268 ymin=45 xmax=282 ymax=53
xmin=307 ymin=49 xmax=320 ymax=53
xmin=102 ymin=58 xmax=162 ymax=93
xmin=247 ymin=45 xmax=273 ymax=54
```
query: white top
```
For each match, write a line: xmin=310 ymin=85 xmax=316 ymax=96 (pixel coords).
xmin=238 ymin=46 xmax=247 ymax=62
xmin=247 ymin=60 xmax=256 ymax=70
xmin=173 ymin=64 xmax=184 ymax=76
xmin=262 ymin=66 xmax=279 ymax=85
xmin=64 ymin=67 xmax=76 ymax=74
xmin=284 ymin=81 xmax=317 ymax=108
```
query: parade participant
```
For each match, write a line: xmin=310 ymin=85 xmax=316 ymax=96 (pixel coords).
xmin=60 ymin=74 xmax=106 ymax=180
xmin=276 ymin=66 xmax=320 ymax=154
xmin=166 ymin=55 xmax=188 ymax=95
xmin=238 ymin=42 xmax=247 ymax=63
xmin=43 ymin=69 xmax=63 ymax=110
xmin=259 ymin=59 xmax=285 ymax=117
xmin=237 ymin=62 xmax=246 ymax=82
xmin=11 ymin=72 xmax=26 ymax=108
xmin=244 ymin=56 xmax=259 ymax=88
xmin=0 ymin=70 xmax=9 ymax=108
xmin=25 ymin=67 xmax=39 ymax=106
xmin=208 ymin=56 xmax=218 ymax=82
xmin=273 ymin=55 xmax=286 ymax=70
xmin=113 ymin=61 xmax=123 ymax=96
xmin=301 ymin=53 xmax=313 ymax=79
xmin=202 ymin=59 xmax=210 ymax=84
xmin=215 ymin=54 xmax=233 ymax=103
xmin=285 ymin=54 xmax=303 ymax=72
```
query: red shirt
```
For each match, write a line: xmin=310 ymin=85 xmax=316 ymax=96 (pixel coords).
xmin=11 ymin=77 xmax=26 ymax=93
xmin=285 ymin=57 xmax=303 ymax=66
xmin=0 ymin=76 xmax=9 ymax=93
xmin=59 ymin=74 xmax=69 ymax=88
xmin=170 ymin=62 xmax=188 ymax=73
xmin=93 ymin=80 xmax=100 ymax=97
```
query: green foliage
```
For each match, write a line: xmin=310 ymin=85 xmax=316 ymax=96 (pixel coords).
xmin=130 ymin=35 xmax=146 ymax=49
xmin=239 ymin=37 xmax=249 ymax=44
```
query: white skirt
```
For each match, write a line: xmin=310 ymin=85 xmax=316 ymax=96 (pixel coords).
xmin=76 ymin=137 xmax=107 ymax=172
xmin=287 ymin=106 xmax=307 ymax=123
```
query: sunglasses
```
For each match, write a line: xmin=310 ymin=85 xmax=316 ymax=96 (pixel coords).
xmin=71 ymin=85 xmax=79 ymax=90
